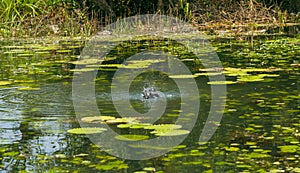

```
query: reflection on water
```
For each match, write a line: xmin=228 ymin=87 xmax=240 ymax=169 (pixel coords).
xmin=0 ymin=82 xmax=75 ymax=172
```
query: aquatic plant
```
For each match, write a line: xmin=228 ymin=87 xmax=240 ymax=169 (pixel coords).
xmin=0 ymin=81 xmax=12 ymax=85
xmin=151 ymin=129 xmax=190 ymax=137
xmin=67 ymin=127 xmax=107 ymax=134
xmin=115 ymin=134 xmax=149 ymax=141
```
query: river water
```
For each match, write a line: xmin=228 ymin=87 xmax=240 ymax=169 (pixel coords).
xmin=0 ymin=34 xmax=299 ymax=172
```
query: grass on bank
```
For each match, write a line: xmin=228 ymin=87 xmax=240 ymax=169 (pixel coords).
xmin=0 ymin=0 xmax=299 ymax=38
xmin=0 ymin=0 xmax=99 ymax=37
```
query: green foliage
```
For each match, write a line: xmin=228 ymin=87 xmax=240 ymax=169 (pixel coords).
xmin=0 ymin=0 xmax=39 ymax=23
xmin=0 ymin=0 xmax=92 ymax=37
xmin=0 ymin=0 xmax=298 ymax=37
xmin=180 ymin=0 xmax=192 ymax=20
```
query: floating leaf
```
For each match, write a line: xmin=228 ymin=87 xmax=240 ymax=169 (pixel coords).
xmin=262 ymin=74 xmax=280 ymax=77
xmin=82 ymin=160 xmax=91 ymax=165
xmin=169 ymin=74 xmax=196 ymax=78
xmin=151 ymin=129 xmax=190 ymax=136
xmin=120 ymin=64 xmax=150 ymax=69
xmin=143 ymin=167 xmax=156 ymax=171
xmin=246 ymin=152 xmax=270 ymax=159
xmin=67 ymin=127 xmax=107 ymax=134
xmin=129 ymin=123 xmax=151 ymax=129
xmin=95 ymin=160 xmax=128 ymax=170
xmin=194 ymin=72 xmax=223 ymax=76
xmin=224 ymin=147 xmax=240 ymax=152
xmin=236 ymin=164 xmax=251 ymax=168
xmin=56 ymin=49 xmax=72 ymax=53
xmin=74 ymin=153 xmax=89 ymax=157
xmin=128 ymin=144 xmax=170 ymax=150
xmin=70 ymin=59 xmax=101 ymax=65
xmin=237 ymin=75 xmax=264 ymax=82
xmin=144 ymin=124 xmax=182 ymax=130
xmin=166 ymin=113 xmax=180 ymax=117
xmin=3 ymin=151 xmax=19 ymax=157
xmin=224 ymin=67 xmax=282 ymax=74
xmin=70 ymin=68 xmax=97 ymax=72
xmin=224 ymin=69 xmax=248 ymax=76
xmin=106 ymin=117 xmax=138 ymax=124
xmin=18 ymin=87 xmax=40 ymax=91
xmin=293 ymin=168 xmax=300 ymax=173
xmin=115 ymin=135 xmax=149 ymax=141
xmin=0 ymin=81 xmax=12 ymax=86
xmin=117 ymin=124 xmax=131 ymax=128
xmin=81 ymin=116 xmax=116 ymax=123
xmin=98 ymin=64 xmax=122 ymax=68
xmin=207 ymin=81 xmax=236 ymax=85
xmin=278 ymin=145 xmax=299 ymax=153
xmin=14 ymin=79 xmax=35 ymax=83
xmin=118 ymin=60 xmax=164 ymax=69
xmin=54 ymin=154 xmax=67 ymax=159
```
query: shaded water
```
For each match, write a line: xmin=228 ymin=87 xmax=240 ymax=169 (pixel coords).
xmin=0 ymin=34 xmax=299 ymax=172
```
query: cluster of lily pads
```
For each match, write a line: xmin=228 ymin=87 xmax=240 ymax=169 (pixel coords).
xmin=67 ymin=115 xmax=190 ymax=140
xmin=0 ymin=37 xmax=85 ymax=89
xmin=168 ymin=67 xmax=281 ymax=85
xmin=213 ymin=36 xmax=300 ymax=70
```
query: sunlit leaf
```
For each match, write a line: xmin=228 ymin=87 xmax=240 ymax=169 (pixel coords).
xmin=278 ymin=145 xmax=299 ymax=153
xmin=115 ymin=135 xmax=149 ymax=141
xmin=0 ymin=81 xmax=12 ymax=86
xmin=151 ymin=129 xmax=190 ymax=136
xmin=67 ymin=127 xmax=107 ymax=134
xmin=207 ymin=81 xmax=236 ymax=85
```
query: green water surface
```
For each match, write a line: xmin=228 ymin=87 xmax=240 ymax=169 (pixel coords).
xmin=0 ymin=33 xmax=299 ymax=172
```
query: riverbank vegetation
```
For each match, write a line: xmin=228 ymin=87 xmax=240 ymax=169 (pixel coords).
xmin=0 ymin=0 xmax=299 ymax=37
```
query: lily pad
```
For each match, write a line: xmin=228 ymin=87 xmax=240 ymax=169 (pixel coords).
xmin=0 ymin=81 xmax=12 ymax=86
xmin=207 ymin=81 xmax=236 ymax=85
xmin=293 ymin=168 xmax=300 ymax=173
xmin=70 ymin=68 xmax=97 ymax=72
xmin=169 ymin=75 xmax=196 ymax=79
xmin=117 ymin=123 xmax=151 ymax=129
xmin=120 ymin=64 xmax=150 ymax=69
xmin=151 ymin=129 xmax=190 ymax=136
xmin=67 ymin=127 xmax=107 ymax=134
xmin=143 ymin=167 xmax=156 ymax=171
xmin=18 ymin=87 xmax=40 ymax=91
xmin=194 ymin=72 xmax=223 ymax=76
xmin=95 ymin=160 xmax=128 ymax=170
xmin=98 ymin=64 xmax=122 ymax=68
xmin=115 ymin=135 xmax=149 ymax=141
xmin=106 ymin=117 xmax=138 ymax=124
xmin=117 ymin=124 xmax=132 ymax=128
xmin=14 ymin=79 xmax=35 ymax=83
xmin=128 ymin=144 xmax=170 ymax=150
xmin=278 ymin=145 xmax=299 ymax=153
xmin=144 ymin=124 xmax=182 ymax=130
xmin=56 ymin=49 xmax=72 ymax=53
xmin=70 ymin=58 xmax=101 ymax=65
xmin=81 ymin=116 xmax=116 ymax=123
xmin=129 ymin=123 xmax=151 ymax=129
xmin=261 ymin=74 xmax=280 ymax=77
xmin=237 ymin=75 xmax=265 ymax=82
xmin=224 ymin=147 xmax=240 ymax=152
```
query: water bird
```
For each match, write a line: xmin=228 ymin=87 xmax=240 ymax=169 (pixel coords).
xmin=142 ymin=87 xmax=162 ymax=99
